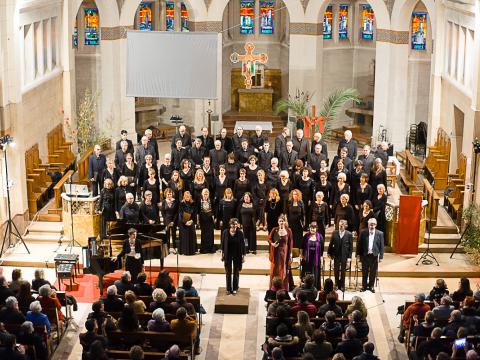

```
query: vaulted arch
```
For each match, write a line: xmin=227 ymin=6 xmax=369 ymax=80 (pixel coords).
xmin=391 ymin=0 xmax=435 ymax=34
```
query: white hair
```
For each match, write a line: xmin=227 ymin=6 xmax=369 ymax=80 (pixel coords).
xmin=337 ymin=173 xmax=347 ymax=181
xmin=368 ymin=218 xmax=377 ymax=225
xmin=340 ymin=193 xmax=350 ymax=201
xmin=279 ymin=170 xmax=289 ymax=179
xmin=30 ymin=301 xmax=42 ymax=313
xmin=152 ymin=308 xmax=166 ymax=322
xmin=107 ymin=285 xmax=117 ymax=296
xmin=121 ymin=271 xmax=132 ymax=281
xmin=21 ymin=321 xmax=34 ymax=333
xmin=344 ymin=130 xmax=352 ymax=138
xmin=377 ymin=184 xmax=386 ymax=191
xmin=5 ymin=296 xmax=18 ymax=308
xmin=38 ymin=284 xmax=51 ymax=297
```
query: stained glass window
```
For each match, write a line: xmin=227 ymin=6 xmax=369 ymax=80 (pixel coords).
xmin=181 ymin=3 xmax=189 ymax=32
xmin=411 ymin=12 xmax=427 ymax=50
xmin=361 ymin=5 xmax=375 ymax=40
xmin=84 ymin=8 xmax=99 ymax=46
xmin=260 ymin=0 xmax=275 ymax=34
xmin=139 ymin=2 xmax=153 ymax=31
xmin=73 ymin=18 xmax=78 ymax=48
xmin=339 ymin=5 xmax=348 ymax=39
xmin=240 ymin=0 xmax=255 ymax=34
xmin=166 ymin=2 xmax=174 ymax=32
xmin=323 ymin=5 xmax=333 ymax=39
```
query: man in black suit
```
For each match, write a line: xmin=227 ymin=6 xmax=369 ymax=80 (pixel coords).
xmin=279 ymin=140 xmax=298 ymax=172
xmin=311 ymin=132 xmax=329 ymax=160
xmin=135 ymin=136 xmax=156 ymax=167
xmin=116 ymin=229 xmax=144 ymax=284
xmin=328 ymin=219 xmax=353 ymax=291
xmin=232 ymin=126 xmax=248 ymax=153
xmin=114 ymin=140 xmax=130 ymax=169
xmin=258 ymin=142 xmax=273 ymax=170
xmin=338 ymin=130 xmax=358 ymax=160
xmin=275 ymin=127 xmax=290 ymax=158
xmin=115 ymin=130 xmax=134 ymax=155
xmin=88 ymin=144 xmax=107 ymax=196
xmin=219 ymin=128 xmax=233 ymax=154
xmin=309 ymin=144 xmax=327 ymax=180
xmin=249 ymin=125 xmax=268 ymax=152
xmin=171 ymin=125 xmax=192 ymax=150
xmin=145 ymin=128 xmax=159 ymax=161
xmin=357 ymin=145 xmax=375 ymax=175
xmin=210 ymin=140 xmax=228 ymax=172
xmin=292 ymin=128 xmax=310 ymax=163
xmin=357 ymin=218 xmax=384 ymax=293
xmin=197 ymin=127 xmax=214 ymax=152
xmin=235 ymin=138 xmax=254 ymax=167
xmin=330 ymin=147 xmax=353 ymax=173
xmin=189 ymin=138 xmax=206 ymax=169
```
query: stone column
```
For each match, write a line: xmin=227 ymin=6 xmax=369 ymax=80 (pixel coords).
xmin=370 ymin=39 xmax=390 ymax=145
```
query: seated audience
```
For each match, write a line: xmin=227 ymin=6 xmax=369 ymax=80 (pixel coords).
xmin=335 ymin=326 xmax=363 ymax=360
xmin=0 ymin=334 xmax=26 ymax=360
xmin=16 ymin=281 xmax=35 ymax=315
xmin=292 ymin=274 xmax=318 ymax=303
xmin=345 ymin=296 xmax=368 ymax=320
xmin=415 ymin=327 xmax=450 ymax=360
xmin=86 ymin=339 xmax=109 ymax=360
xmin=129 ymin=345 xmax=144 ymax=360
xmin=452 ymin=277 xmax=473 ymax=302
xmin=87 ymin=300 xmax=117 ymax=331
xmin=149 ymin=288 xmax=172 ymax=313
xmin=162 ymin=345 xmax=182 ymax=360
xmin=0 ymin=276 xmax=14 ymax=306
xmin=265 ymin=277 xmax=287 ymax=303
xmin=124 ymin=290 xmax=146 ymax=314
xmin=291 ymin=291 xmax=317 ymax=318
xmin=154 ymin=270 xmax=176 ymax=296
xmin=352 ymin=342 xmax=378 ymax=360
xmin=398 ymin=293 xmax=429 ymax=343
xmin=318 ymin=293 xmax=343 ymax=318
xmin=318 ymin=278 xmax=338 ymax=304
xmin=17 ymin=320 xmax=48 ymax=360
xmin=179 ymin=275 xmax=199 ymax=297
xmin=26 ymin=301 xmax=51 ymax=334
xmin=413 ymin=310 xmax=435 ymax=339
xmin=80 ymin=319 xmax=107 ymax=359
xmin=114 ymin=272 xmax=135 ymax=296
xmin=147 ymin=308 xmax=171 ymax=332
xmin=461 ymin=297 xmax=480 ymax=334
xmin=451 ymin=327 xmax=471 ymax=359
xmin=31 ymin=269 xmax=53 ymax=292
xmin=169 ymin=289 xmax=196 ymax=316
xmin=320 ymin=311 xmax=343 ymax=338
xmin=133 ymin=272 xmax=153 ymax=296
xmin=267 ymin=323 xmax=300 ymax=358
xmin=267 ymin=306 xmax=293 ymax=336
xmin=433 ymin=295 xmax=454 ymax=321
xmin=0 ymin=297 xmax=26 ymax=325
xmin=303 ymin=329 xmax=333 ymax=360
xmin=443 ymin=310 xmax=464 ymax=337
xmin=428 ymin=279 xmax=449 ymax=303
xmin=8 ymin=269 xmax=23 ymax=296
xmin=272 ymin=347 xmax=286 ymax=360
xmin=267 ymin=290 xmax=291 ymax=317
xmin=293 ymin=311 xmax=314 ymax=347
xmin=117 ymin=307 xmax=141 ymax=332
xmin=38 ymin=284 xmax=65 ymax=321
xmin=102 ymin=285 xmax=125 ymax=312
xmin=170 ymin=307 xmax=197 ymax=338
xmin=347 ymin=310 xmax=369 ymax=339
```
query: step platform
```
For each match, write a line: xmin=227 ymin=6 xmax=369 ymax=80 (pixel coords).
xmin=214 ymin=287 xmax=250 ymax=314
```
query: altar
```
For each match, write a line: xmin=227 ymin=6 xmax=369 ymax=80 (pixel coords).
xmin=238 ymin=88 xmax=274 ymax=113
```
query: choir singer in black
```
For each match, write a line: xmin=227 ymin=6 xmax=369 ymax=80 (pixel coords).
xmin=327 ymin=219 xmax=353 ymax=291
xmin=116 ymin=228 xmax=144 ymax=283
xmin=221 ymin=219 xmax=246 ymax=295
xmin=357 ymin=218 xmax=384 ymax=293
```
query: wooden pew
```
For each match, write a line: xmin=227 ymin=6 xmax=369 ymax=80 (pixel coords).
xmin=78 ymin=148 xmax=93 ymax=184
xmin=47 ymin=124 xmax=74 ymax=169
xmin=445 ymin=153 xmax=467 ymax=225
xmin=424 ymin=128 xmax=450 ymax=190
xmin=25 ymin=144 xmax=51 ymax=215
xmin=398 ymin=150 xmax=424 ymax=195
xmin=423 ymin=178 xmax=440 ymax=230
xmin=266 ymin=299 xmax=352 ymax=312
xmin=53 ymin=169 xmax=75 ymax=208
xmin=107 ymin=350 xmax=188 ymax=360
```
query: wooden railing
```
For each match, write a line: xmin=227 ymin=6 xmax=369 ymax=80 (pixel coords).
xmin=53 ymin=170 xmax=74 ymax=208
xmin=399 ymin=150 xmax=423 ymax=195
xmin=446 ymin=153 xmax=467 ymax=225
xmin=424 ymin=128 xmax=450 ymax=190
xmin=423 ymin=178 xmax=440 ymax=229
xmin=78 ymin=148 xmax=93 ymax=183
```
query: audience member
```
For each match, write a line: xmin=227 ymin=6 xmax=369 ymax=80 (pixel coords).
xmin=293 ymin=311 xmax=314 ymax=347
xmin=352 ymin=342 xmax=378 ymax=360
xmin=26 ymin=301 xmax=51 ymax=334
xmin=87 ymin=300 xmax=117 ymax=332
xmin=452 ymin=278 xmax=473 ymax=302
xmin=415 ymin=327 xmax=450 ymax=360
xmin=291 ymin=291 xmax=317 ymax=318
xmin=102 ymin=285 xmax=125 ymax=312
xmin=16 ymin=281 xmax=35 ymax=315
xmin=8 ymin=269 xmax=23 ymax=296
xmin=114 ymin=272 xmax=135 ymax=296
xmin=0 ymin=334 xmax=26 ymax=360
xmin=124 ymin=290 xmax=146 ymax=314
xmin=398 ymin=293 xmax=429 ymax=343
xmin=293 ymin=275 xmax=319 ymax=303
xmin=318 ymin=278 xmax=338 ymax=304
xmin=267 ymin=289 xmax=292 ymax=317
xmin=31 ymin=269 xmax=54 ymax=292
xmin=80 ymin=319 xmax=107 ymax=358
xmin=129 ymin=345 xmax=144 ymax=360
xmin=149 ymin=288 xmax=172 ymax=313
xmin=17 ymin=321 xmax=47 ymax=360
xmin=0 ymin=297 xmax=26 ymax=325
xmin=265 ymin=277 xmax=286 ymax=302
xmin=170 ymin=307 xmax=197 ymax=339
xmin=118 ymin=307 xmax=140 ymax=332
xmin=133 ymin=272 xmax=153 ymax=296
xmin=413 ymin=310 xmax=435 ymax=339
xmin=318 ymin=293 xmax=343 ymax=318
xmin=154 ymin=270 xmax=176 ymax=296
xmin=147 ymin=308 xmax=171 ymax=332
xmin=38 ymin=284 xmax=65 ymax=321
xmin=303 ymin=329 xmax=333 ymax=360
xmin=432 ymin=295 xmax=454 ymax=321
xmin=169 ymin=289 xmax=196 ymax=316
xmin=179 ymin=276 xmax=198 ymax=297
xmin=0 ymin=276 xmax=14 ymax=306
xmin=162 ymin=344 xmax=182 ymax=360
xmin=428 ymin=279 xmax=449 ymax=303
xmin=347 ymin=310 xmax=369 ymax=339
xmin=267 ymin=306 xmax=293 ymax=336
xmin=335 ymin=326 xmax=363 ymax=360
xmin=345 ymin=296 xmax=368 ymax=320
xmin=267 ymin=323 xmax=300 ymax=358
xmin=443 ymin=310 xmax=464 ymax=337
xmin=86 ymin=339 xmax=109 ymax=360
xmin=320 ymin=311 xmax=343 ymax=338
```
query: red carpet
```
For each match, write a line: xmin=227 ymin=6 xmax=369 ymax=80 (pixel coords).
xmin=54 ymin=269 xmax=179 ymax=303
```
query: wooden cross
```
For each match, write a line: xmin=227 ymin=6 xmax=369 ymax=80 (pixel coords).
xmin=230 ymin=42 xmax=268 ymax=89
xmin=304 ymin=105 xmax=325 ymax=138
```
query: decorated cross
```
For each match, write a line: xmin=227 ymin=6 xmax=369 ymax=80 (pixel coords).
xmin=230 ymin=42 xmax=268 ymax=89
xmin=304 ymin=105 xmax=325 ymax=138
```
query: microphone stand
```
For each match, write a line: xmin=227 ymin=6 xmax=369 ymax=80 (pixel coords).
xmin=138 ymin=232 xmax=162 ymax=286
xmin=416 ymin=179 xmax=439 ymax=266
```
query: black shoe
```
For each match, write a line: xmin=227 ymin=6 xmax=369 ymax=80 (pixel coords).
xmin=226 ymin=290 xmax=231 ymax=295
xmin=360 ymin=288 xmax=367 ymax=292
xmin=398 ymin=335 xmax=405 ymax=343
xmin=252 ymin=251 xmax=257 ymax=255
xmin=370 ymin=287 xmax=375 ymax=293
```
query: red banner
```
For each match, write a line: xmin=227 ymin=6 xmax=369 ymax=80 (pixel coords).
xmin=396 ymin=195 xmax=422 ymax=254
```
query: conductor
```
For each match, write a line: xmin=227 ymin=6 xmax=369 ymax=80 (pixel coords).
xmin=357 ymin=218 xmax=384 ymax=293
xmin=327 ymin=219 xmax=353 ymax=291
xmin=221 ymin=218 xmax=246 ymax=295
xmin=116 ymin=228 xmax=144 ymax=283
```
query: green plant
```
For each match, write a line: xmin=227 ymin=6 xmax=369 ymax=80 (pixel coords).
xmin=461 ymin=203 xmax=480 ymax=265
xmin=318 ymin=88 xmax=361 ymax=137
xmin=76 ymin=89 xmax=108 ymax=156
xmin=274 ymin=89 xmax=313 ymax=117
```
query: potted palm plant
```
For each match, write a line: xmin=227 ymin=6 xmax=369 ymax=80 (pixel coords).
xmin=461 ymin=203 xmax=480 ymax=265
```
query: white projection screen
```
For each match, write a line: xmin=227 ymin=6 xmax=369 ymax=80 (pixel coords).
xmin=126 ymin=31 xmax=218 ymax=99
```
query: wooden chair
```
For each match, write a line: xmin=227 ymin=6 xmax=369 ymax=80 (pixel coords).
xmin=25 ymin=144 xmax=51 ymax=215
xmin=445 ymin=153 xmax=467 ymax=225
xmin=47 ymin=124 xmax=74 ymax=169
xmin=399 ymin=150 xmax=424 ymax=195
xmin=423 ymin=179 xmax=440 ymax=230
xmin=424 ymin=128 xmax=451 ymax=190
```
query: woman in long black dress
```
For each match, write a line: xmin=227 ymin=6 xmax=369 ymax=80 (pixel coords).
xmin=160 ymin=153 xmax=174 ymax=192
xmin=245 ymin=155 xmax=259 ymax=187
xmin=214 ymin=165 xmax=228 ymax=224
xmin=370 ymin=158 xmax=388 ymax=196
xmin=225 ymin=153 xmax=240 ymax=189
xmin=316 ymin=172 xmax=332 ymax=222
xmin=311 ymin=191 xmax=328 ymax=239
xmin=140 ymin=190 xmax=160 ymax=224
xmin=115 ymin=176 xmax=129 ymax=216
xmin=233 ymin=168 xmax=250 ymax=203
xmin=252 ymin=169 xmax=268 ymax=231
xmin=350 ymin=160 xmax=364 ymax=205
xmin=121 ymin=153 xmax=137 ymax=198
xmin=143 ymin=168 xmax=161 ymax=207
xmin=179 ymin=159 xmax=194 ymax=194
xmin=373 ymin=184 xmax=388 ymax=234
xmin=287 ymin=189 xmax=305 ymax=249
xmin=137 ymin=154 xmax=158 ymax=197
xmin=278 ymin=171 xmax=292 ymax=214
xmin=198 ymin=188 xmax=215 ymax=253
xmin=161 ymin=188 xmax=178 ymax=251
xmin=178 ymin=191 xmax=197 ymax=255
xmin=330 ymin=172 xmax=350 ymax=221
xmin=301 ymin=222 xmax=324 ymax=289
xmin=358 ymin=200 xmax=375 ymax=235
xmin=334 ymin=193 xmax=355 ymax=232
xmin=355 ymin=173 xmax=373 ymax=213
xmin=238 ymin=192 xmax=256 ymax=254
xmin=99 ymin=178 xmax=116 ymax=238
xmin=266 ymin=188 xmax=282 ymax=235
xmin=266 ymin=157 xmax=280 ymax=191
xmin=201 ymin=157 xmax=214 ymax=196
xmin=167 ymin=170 xmax=183 ymax=202
xmin=297 ymin=167 xmax=315 ymax=228
xmin=218 ymin=188 xmax=237 ymax=231
xmin=192 ymin=169 xmax=209 ymax=205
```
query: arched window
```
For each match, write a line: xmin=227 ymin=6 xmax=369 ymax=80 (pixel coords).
xmin=361 ymin=4 xmax=374 ymax=40
xmin=240 ymin=0 xmax=255 ymax=34
xmin=339 ymin=4 xmax=348 ymax=39
xmin=139 ymin=2 xmax=153 ymax=31
xmin=260 ymin=1 xmax=275 ymax=34
xmin=323 ymin=5 xmax=333 ymax=39
xmin=84 ymin=8 xmax=99 ymax=45
xmin=181 ymin=3 xmax=189 ymax=31
xmin=411 ymin=12 xmax=427 ymax=50
xmin=166 ymin=1 xmax=175 ymax=31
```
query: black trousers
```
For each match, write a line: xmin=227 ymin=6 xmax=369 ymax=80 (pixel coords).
xmin=125 ymin=256 xmax=143 ymax=284
xmin=166 ymin=224 xmax=177 ymax=248
xmin=362 ymin=254 xmax=378 ymax=289
xmin=91 ymin=181 xmax=101 ymax=197
xmin=224 ymin=259 xmax=240 ymax=292
xmin=333 ymin=258 xmax=348 ymax=290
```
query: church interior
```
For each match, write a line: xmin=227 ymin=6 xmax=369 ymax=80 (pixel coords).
xmin=0 ymin=0 xmax=480 ymax=359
